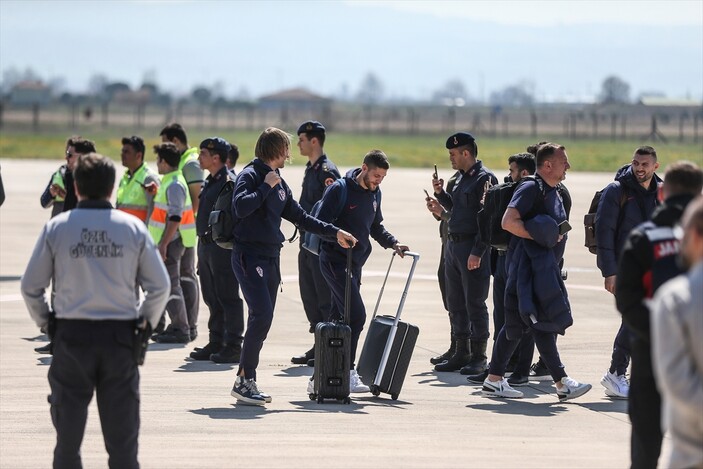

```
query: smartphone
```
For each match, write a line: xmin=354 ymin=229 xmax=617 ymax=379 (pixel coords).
xmin=433 ymin=164 xmax=438 ymax=180
xmin=423 ymin=189 xmax=431 ymax=199
xmin=558 ymin=220 xmax=572 ymax=235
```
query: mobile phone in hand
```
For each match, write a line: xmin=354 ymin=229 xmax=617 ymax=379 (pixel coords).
xmin=424 ymin=189 xmax=431 ymax=199
xmin=433 ymin=164 xmax=438 ymax=180
xmin=558 ymin=220 xmax=572 ymax=235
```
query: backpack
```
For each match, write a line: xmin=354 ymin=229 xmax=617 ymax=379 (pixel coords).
xmin=302 ymin=179 xmax=348 ymax=255
xmin=583 ymin=164 xmax=632 ymax=254
xmin=478 ymin=176 xmax=541 ymax=251
xmin=208 ymin=175 xmax=236 ymax=250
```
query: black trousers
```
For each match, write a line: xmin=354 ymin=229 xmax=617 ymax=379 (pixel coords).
xmin=629 ymin=353 xmax=662 ymax=469
xmin=49 ymin=319 xmax=139 ymax=469
xmin=298 ymin=244 xmax=332 ymax=332
xmin=198 ymin=241 xmax=244 ymax=346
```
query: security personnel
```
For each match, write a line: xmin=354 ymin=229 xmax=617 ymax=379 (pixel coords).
xmin=428 ymin=132 xmax=497 ymax=374
xmin=116 ymin=135 xmax=160 ymax=224
xmin=21 ymin=152 xmax=169 ymax=469
xmin=160 ymin=123 xmax=203 ymax=341
xmin=188 ymin=137 xmax=245 ymax=363
xmin=291 ymin=120 xmax=341 ymax=366
xmin=149 ymin=142 xmax=197 ymax=344
xmin=40 ymin=165 xmax=67 ymax=217
xmin=616 ymin=161 xmax=703 ymax=469
xmin=229 ymin=127 xmax=356 ymax=406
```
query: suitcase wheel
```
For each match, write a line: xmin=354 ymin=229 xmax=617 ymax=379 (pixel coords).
xmin=343 ymin=397 xmax=351 ymax=404
xmin=391 ymin=393 xmax=398 ymax=401
xmin=308 ymin=393 xmax=316 ymax=401
xmin=370 ymin=385 xmax=380 ymax=397
xmin=316 ymin=395 xmax=324 ymax=404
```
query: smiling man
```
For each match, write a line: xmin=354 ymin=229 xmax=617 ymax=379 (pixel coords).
xmin=595 ymin=146 xmax=662 ymax=400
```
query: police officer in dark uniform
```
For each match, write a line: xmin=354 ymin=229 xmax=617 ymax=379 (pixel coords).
xmin=291 ymin=121 xmax=341 ymax=365
xmin=427 ymin=132 xmax=497 ymax=374
xmin=189 ymin=137 xmax=245 ymax=363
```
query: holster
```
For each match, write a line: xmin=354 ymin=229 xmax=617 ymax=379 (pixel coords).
xmin=133 ymin=318 xmax=152 ymax=366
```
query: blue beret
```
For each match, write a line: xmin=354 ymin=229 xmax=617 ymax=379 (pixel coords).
xmin=297 ymin=121 xmax=326 ymax=135
xmin=199 ymin=137 xmax=231 ymax=156
xmin=445 ymin=132 xmax=475 ymax=149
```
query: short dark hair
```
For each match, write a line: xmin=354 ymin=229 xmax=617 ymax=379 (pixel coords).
xmin=634 ymin=145 xmax=657 ymax=161
xmin=159 ymin=123 xmax=188 ymax=145
xmin=508 ymin=153 xmax=536 ymax=175
xmin=74 ymin=153 xmax=115 ymax=200
xmin=71 ymin=138 xmax=96 ymax=155
xmin=363 ymin=149 xmax=390 ymax=170
xmin=153 ymin=142 xmax=181 ymax=168
xmin=65 ymin=135 xmax=82 ymax=148
xmin=121 ymin=136 xmax=145 ymax=156
xmin=663 ymin=161 xmax=703 ymax=197
xmin=255 ymin=127 xmax=290 ymax=163
xmin=535 ymin=143 xmax=566 ymax=167
xmin=302 ymin=129 xmax=326 ymax=147
xmin=227 ymin=144 xmax=240 ymax=167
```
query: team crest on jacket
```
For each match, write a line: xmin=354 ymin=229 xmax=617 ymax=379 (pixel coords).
xmin=256 ymin=266 xmax=264 ymax=277
xmin=278 ymin=188 xmax=286 ymax=201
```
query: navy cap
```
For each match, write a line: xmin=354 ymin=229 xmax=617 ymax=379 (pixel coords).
xmin=199 ymin=137 xmax=231 ymax=156
xmin=445 ymin=132 xmax=475 ymax=149
xmin=297 ymin=121 xmax=326 ymax=135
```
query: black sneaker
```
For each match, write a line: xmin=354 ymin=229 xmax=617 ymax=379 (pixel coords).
xmin=189 ymin=342 xmax=222 ymax=360
xmin=507 ymin=372 xmax=529 ymax=386
xmin=291 ymin=346 xmax=314 ymax=365
xmin=189 ymin=327 xmax=198 ymax=343
xmin=466 ymin=369 xmax=489 ymax=384
xmin=154 ymin=329 xmax=190 ymax=344
xmin=34 ymin=343 xmax=52 ymax=354
xmin=211 ymin=345 xmax=241 ymax=364
xmin=529 ymin=359 xmax=552 ymax=380
xmin=230 ymin=376 xmax=267 ymax=406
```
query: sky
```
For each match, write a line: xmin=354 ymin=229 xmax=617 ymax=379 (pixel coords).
xmin=1 ymin=0 xmax=701 ymax=102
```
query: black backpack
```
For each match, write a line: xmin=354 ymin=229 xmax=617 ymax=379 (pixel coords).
xmin=478 ymin=176 xmax=540 ymax=251
xmin=208 ymin=175 xmax=236 ymax=250
xmin=583 ymin=164 xmax=631 ymax=255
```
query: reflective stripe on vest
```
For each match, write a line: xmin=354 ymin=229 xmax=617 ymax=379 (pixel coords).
xmin=116 ymin=163 xmax=158 ymax=222
xmin=148 ymin=171 xmax=196 ymax=247
xmin=51 ymin=169 xmax=66 ymax=203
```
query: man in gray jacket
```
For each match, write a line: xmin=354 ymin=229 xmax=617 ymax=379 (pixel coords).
xmin=21 ymin=153 xmax=170 ymax=469
xmin=651 ymin=196 xmax=703 ymax=469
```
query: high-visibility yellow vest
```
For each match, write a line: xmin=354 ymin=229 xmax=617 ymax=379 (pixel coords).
xmin=51 ymin=168 xmax=66 ymax=202
xmin=116 ymin=162 xmax=159 ymax=223
xmin=148 ymin=171 xmax=196 ymax=247
xmin=179 ymin=147 xmax=199 ymax=171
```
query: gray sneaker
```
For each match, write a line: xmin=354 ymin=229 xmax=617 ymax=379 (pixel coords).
xmin=557 ymin=376 xmax=592 ymax=401
xmin=230 ymin=376 xmax=268 ymax=406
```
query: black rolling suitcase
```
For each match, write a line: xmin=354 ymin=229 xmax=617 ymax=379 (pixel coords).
xmin=357 ymin=251 xmax=420 ymax=400
xmin=309 ymin=248 xmax=353 ymax=404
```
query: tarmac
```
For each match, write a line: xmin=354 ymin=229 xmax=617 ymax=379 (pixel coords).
xmin=0 ymin=158 xmax=670 ymax=468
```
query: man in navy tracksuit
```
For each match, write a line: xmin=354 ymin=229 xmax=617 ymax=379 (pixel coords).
xmin=229 ymin=127 xmax=356 ymax=406
xmin=314 ymin=150 xmax=409 ymax=394
xmin=596 ymin=146 xmax=661 ymax=399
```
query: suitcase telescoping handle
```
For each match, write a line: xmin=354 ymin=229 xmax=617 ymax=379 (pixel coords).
xmin=343 ymin=246 xmax=352 ymax=326
xmin=373 ymin=251 xmax=420 ymax=389
xmin=371 ymin=251 xmax=420 ymax=325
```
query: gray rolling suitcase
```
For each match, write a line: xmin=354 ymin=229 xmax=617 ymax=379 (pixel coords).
xmin=357 ymin=251 xmax=420 ymax=400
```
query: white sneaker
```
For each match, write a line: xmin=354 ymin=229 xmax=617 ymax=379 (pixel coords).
xmin=557 ymin=376 xmax=592 ymax=401
xmin=306 ymin=377 xmax=314 ymax=394
xmin=350 ymin=370 xmax=370 ymax=393
xmin=600 ymin=370 xmax=629 ymax=399
xmin=481 ymin=378 xmax=524 ymax=398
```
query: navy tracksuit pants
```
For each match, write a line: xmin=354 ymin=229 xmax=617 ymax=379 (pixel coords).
xmin=231 ymin=248 xmax=280 ymax=380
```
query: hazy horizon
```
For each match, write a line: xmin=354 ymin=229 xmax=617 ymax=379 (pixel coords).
xmin=1 ymin=0 xmax=701 ymax=102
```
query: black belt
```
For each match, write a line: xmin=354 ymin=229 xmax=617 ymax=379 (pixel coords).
xmin=496 ymin=249 xmax=507 ymax=256
xmin=447 ymin=233 xmax=473 ymax=242
xmin=199 ymin=233 xmax=214 ymax=244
